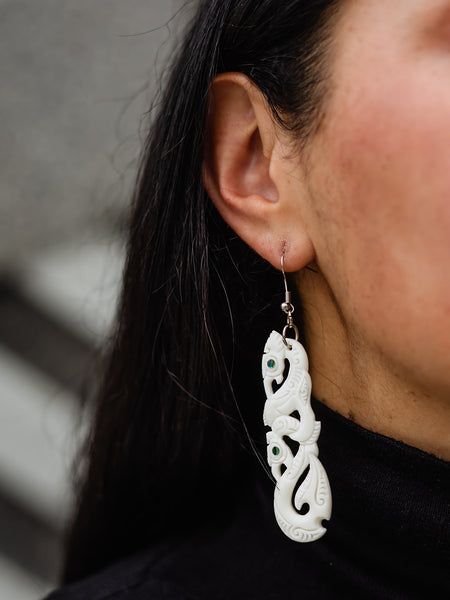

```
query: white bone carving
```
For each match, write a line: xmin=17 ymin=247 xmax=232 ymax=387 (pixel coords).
xmin=262 ymin=330 xmax=332 ymax=542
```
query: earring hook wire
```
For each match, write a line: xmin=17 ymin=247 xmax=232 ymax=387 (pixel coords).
xmin=281 ymin=254 xmax=289 ymax=296
xmin=280 ymin=254 xmax=299 ymax=346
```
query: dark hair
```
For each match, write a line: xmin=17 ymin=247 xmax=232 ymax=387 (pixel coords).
xmin=63 ymin=0 xmax=340 ymax=584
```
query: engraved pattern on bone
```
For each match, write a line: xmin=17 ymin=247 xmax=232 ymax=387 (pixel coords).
xmin=262 ymin=330 xmax=332 ymax=542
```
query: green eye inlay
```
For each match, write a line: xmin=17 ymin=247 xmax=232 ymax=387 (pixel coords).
xmin=267 ymin=359 xmax=276 ymax=369
xmin=272 ymin=446 xmax=280 ymax=456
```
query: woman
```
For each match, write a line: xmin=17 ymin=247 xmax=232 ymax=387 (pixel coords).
xmin=45 ymin=0 xmax=450 ymax=598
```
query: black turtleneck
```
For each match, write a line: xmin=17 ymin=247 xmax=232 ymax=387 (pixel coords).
xmin=44 ymin=399 xmax=449 ymax=600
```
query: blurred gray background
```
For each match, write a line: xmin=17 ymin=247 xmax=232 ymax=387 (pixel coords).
xmin=0 ymin=1 xmax=188 ymax=597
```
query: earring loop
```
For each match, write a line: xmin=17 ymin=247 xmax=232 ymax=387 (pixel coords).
xmin=280 ymin=254 xmax=299 ymax=347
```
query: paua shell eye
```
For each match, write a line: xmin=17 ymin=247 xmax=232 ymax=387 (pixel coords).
xmin=267 ymin=358 xmax=276 ymax=370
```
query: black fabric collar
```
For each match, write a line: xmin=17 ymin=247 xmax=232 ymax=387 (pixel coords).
xmin=44 ymin=398 xmax=450 ymax=600
xmin=258 ymin=397 xmax=450 ymax=598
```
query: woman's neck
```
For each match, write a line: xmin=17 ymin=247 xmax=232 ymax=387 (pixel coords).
xmin=296 ymin=267 xmax=450 ymax=461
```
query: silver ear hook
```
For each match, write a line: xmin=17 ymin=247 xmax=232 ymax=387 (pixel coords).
xmin=280 ymin=254 xmax=299 ymax=348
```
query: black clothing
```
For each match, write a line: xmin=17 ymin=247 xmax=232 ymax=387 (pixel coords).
xmin=44 ymin=399 xmax=450 ymax=599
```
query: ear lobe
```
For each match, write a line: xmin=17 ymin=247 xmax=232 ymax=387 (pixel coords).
xmin=203 ymin=72 xmax=316 ymax=271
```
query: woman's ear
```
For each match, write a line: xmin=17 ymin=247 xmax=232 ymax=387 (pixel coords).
xmin=203 ymin=72 xmax=315 ymax=271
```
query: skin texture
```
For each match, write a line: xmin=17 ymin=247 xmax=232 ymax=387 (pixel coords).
xmin=204 ymin=0 xmax=450 ymax=460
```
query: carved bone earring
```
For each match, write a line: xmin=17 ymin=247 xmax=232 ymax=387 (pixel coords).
xmin=261 ymin=255 xmax=332 ymax=542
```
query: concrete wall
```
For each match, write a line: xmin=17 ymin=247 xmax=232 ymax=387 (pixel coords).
xmin=0 ymin=0 xmax=186 ymax=268
xmin=0 ymin=2 xmax=191 ymax=596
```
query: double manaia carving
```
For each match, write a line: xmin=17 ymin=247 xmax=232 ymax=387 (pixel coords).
xmin=262 ymin=330 xmax=332 ymax=542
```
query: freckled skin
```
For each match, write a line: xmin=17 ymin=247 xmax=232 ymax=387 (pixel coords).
xmin=296 ymin=0 xmax=450 ymax=458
